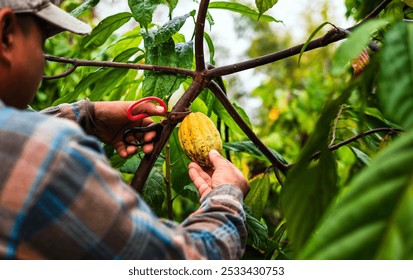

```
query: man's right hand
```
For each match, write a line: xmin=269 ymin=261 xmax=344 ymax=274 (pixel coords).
xmin=188 ymin=150 xmax=250 ymax=201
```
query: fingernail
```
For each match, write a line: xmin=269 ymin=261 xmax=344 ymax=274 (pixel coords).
xmin=210 ymin=149 xmax=219 ymax=155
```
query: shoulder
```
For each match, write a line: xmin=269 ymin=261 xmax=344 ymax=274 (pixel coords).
xmin=0 ymin=105 xmax=103 ymax=155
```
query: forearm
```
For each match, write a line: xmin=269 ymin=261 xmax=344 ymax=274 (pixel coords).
xmin=179 ymin=185 xmax=247 ymax=259
xmin=40 ymin=99 xmax=97 ymax=136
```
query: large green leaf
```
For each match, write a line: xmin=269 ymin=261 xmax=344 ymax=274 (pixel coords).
xmin=144 ymin=13 xmax=191 ymax=46
xmin=142 ymin=158 xmax=166 ymax=214
xmin=81 ymin=12 xmax=132 ymax=49
xmin=143 ymin=40 xmax=193 ymax=98
xmin=244 ymin=172 xmax=271 ymax=219
xmin=89 ymin=68 xmax=129 ymax=101
xmin=378 ymin=22 xmax=413 ymax=129
xmin=281 ymin=91 xmax=350 ymax=253
xmin=142 ymin=14 xmax=193 ymax=98
xmin=208 ymin=1 xmax=281 ymax=23
xmin=244 ymin=205 xmax=270 ymax=251
xmin=300 ymin=129 xmax=413 ymax=259
xmin=128 ymin=0 xmax=163 ymax=30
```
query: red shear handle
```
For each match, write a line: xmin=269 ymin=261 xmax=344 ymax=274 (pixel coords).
xmin=126 ymin=97 xmax=167 ymax=121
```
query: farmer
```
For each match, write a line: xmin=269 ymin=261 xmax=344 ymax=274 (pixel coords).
xmin=0 ymin=0 xmax=249 ymax=259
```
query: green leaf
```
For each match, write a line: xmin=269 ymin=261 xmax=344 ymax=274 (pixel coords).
xmin=332 ymin=19 xmax=388 ymax=75
xmin=81 ymin=12 xmax=132 ymax=49
xmin=300 ymin=129 xmax=413 ymax=259
xmin=378 ymin=22 xmax=413 ymax=129
xmin=210 ymin=97 xmax=252 ymax=137
xmin=143 ymin=39 xmax=193 ymax=98
xmin=180 ymin=183 xmax=200 ymax=203
xmin=89 ymin=69 xmax=129 ymax=101
xmin=70 ymin=0 xmax=100 ymax=17
xmin=54 ymin=69 xmax=103 ymax=105
xmin=350 ymin=146 xmax=371 ymax=165
xmin=223 ymin=141 xmax=289 ymax=164
xmin=255 ymin=0 xmax=278 ymax=18
xmin=244 ymin=172 xmax=271 ymax=219
xmin=110 ymin=26 xmax=143 ymax=57
xmin=170 ymin=129 xmax=192 ymax=195
xmin=204 ymin=32 xmax=216 ymax=65
xmin=144 ymin=13 xmax=191 ymax=47
xmin=142 ymin=14 xmax=193 ymax=98
xmin=282 ymin=91 xmax=350 ymax=253
xmin=128 ymin=0 xmax=163 ymax=30
xmin=119 ymin=155 xmax=141 ymax=174
xmin=142 ymin=158 xmax=166 ymax=214
xmin=244 ymin=205 xmax=270 ymax=250
xmin=208 ymin=1 xmax=281 ymax=23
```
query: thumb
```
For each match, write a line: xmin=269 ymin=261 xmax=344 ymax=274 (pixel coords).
xmin=208 ymin=149 xmax=227 ymax=168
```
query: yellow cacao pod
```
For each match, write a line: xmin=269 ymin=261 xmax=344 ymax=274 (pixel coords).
xmin=178 ymin=112 xmax=223 ymax=168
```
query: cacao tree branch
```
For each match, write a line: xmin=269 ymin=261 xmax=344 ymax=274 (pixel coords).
xmin=206 ymin=0 xmax=392 ymax=78
xmin=43 ymin=54 xmax=196 ymax=80
xmin=208 ymin=81 xmax=288 ymax=174
xmin=194 ymin=0 xmax=210 ymax=72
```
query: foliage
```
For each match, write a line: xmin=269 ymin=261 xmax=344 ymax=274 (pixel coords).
xmin=37 ymin=0 xmax=413 ymax=259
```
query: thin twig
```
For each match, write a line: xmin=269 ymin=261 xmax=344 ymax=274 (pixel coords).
xmin=43 ymin=54 xmax=196 ymax=80
xmin=312 ymin=127 xmax=402 ymax=160
xmin=330 ymin=105 xmax=346 ymax=146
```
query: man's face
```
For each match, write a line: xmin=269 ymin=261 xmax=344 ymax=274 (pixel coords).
xmin=12 ymin=15 xmax=46 ymax=108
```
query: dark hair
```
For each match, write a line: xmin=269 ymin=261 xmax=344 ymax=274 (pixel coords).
xmin=16 ymin=13 xmax=50 ymax=41
xmin=15 ymin=14 xmax=33 ymax=36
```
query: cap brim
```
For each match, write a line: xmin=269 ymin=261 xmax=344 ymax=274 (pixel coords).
xmin=35 ymin=3 xmax=92 ymax=37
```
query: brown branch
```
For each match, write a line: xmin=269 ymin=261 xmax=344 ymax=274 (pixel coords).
xmin=208 ymin=81 xmax=288 ymax=174
xmin=43 ymin=63 xmax=78 ymax=80
xmin=43 ymin=54 xmax=196 ymax=80
xmin=194 ymin=0 xmax=210 ymax=72
xmin=206 ymin=0 xmax=392 ymax=78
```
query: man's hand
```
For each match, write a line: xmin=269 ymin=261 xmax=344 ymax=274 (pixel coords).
xmin=93 ymin=101 xmax=165 ymax=158
xmin=188 ymin=150 xmax=250 ymax=201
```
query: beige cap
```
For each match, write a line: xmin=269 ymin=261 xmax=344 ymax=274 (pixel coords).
xmin=0 ymin=0 xmax=92 ymax=37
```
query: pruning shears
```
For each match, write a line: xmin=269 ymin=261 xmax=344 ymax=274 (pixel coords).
xmin=122 ymin=96 xmax=168 ymax=147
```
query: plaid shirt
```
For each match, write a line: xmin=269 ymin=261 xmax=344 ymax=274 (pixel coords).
xmin=0 ymin=100 xmax=247 ymax=260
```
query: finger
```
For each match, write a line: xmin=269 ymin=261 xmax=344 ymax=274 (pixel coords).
xmin=126 ymin=144 xmax=138 ymax=156
xmin=189 ymin=162 xmax=212 ymax=186
xmin=136 ymin=131 xmax=156 ymax=154
xmin=113 ymin=141 xmax=130 ymax=158
xmin=188 ymin=165 xmax=209 ymax=189
xmin=131 ymin=101 xmax=166 ymax=117
xmin=143 ymin=130 xmax=156 ymax=143
xmin=188 ymin=167 xmax=212 ymax=200
xmin=141 ymin=142 xmax=154 ymax=154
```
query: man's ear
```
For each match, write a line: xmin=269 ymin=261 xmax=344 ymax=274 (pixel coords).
xmin=0 ymin=9 xmax=17 ymax=63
